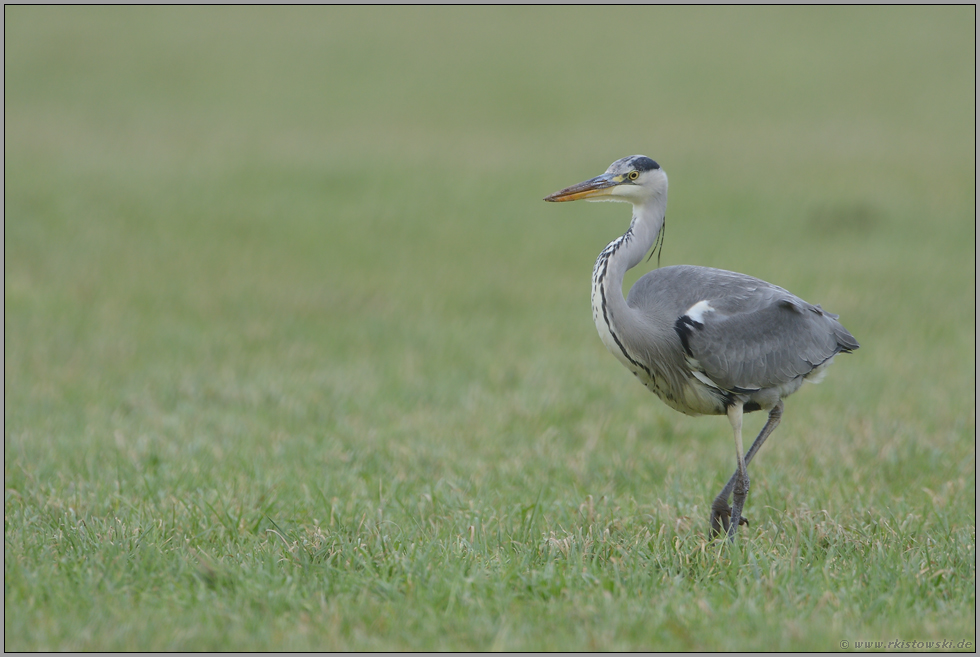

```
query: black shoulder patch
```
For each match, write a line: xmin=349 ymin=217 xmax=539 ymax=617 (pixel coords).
xmin=630 ymin=156 xmax=660 ymax=171
xmin=674 ymin=315 xmax=702 ymax=357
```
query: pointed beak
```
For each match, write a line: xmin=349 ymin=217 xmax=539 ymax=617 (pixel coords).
xmin=544 ymin=173 xmax=624 ymax=202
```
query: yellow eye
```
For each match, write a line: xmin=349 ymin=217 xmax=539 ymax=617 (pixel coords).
xmin=628 ymin=171 xmax=639 ymax=181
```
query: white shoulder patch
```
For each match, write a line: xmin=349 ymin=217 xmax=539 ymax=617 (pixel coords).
xmin=684 ymin=300 xmax=714 ymax=324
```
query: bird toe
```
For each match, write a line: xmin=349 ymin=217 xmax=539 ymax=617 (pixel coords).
xmin=709 ymin=500 xmax=750 ymax=537
xmin=710 ymin=501 xmax=732 ymax=537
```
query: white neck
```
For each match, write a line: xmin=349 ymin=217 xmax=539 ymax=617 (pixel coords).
xmin=590 ymin=195 xmax=667 ymax=371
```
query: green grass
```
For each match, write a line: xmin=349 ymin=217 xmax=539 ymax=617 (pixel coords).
xmin=5 ymin=6 xmax=975 ymax=651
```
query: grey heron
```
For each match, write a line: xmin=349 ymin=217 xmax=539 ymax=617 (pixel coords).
xmin=544 ymin=155 xmax=859 ymax=541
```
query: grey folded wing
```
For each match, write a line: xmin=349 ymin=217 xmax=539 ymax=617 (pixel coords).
xmin=674 ymin=289 xmax=859 ymax=393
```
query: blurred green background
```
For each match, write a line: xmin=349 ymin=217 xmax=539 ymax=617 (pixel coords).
xmin=5 ymin=6 xmax=975 ymax=651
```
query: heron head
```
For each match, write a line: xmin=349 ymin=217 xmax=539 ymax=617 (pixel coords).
xmin=544 ymin=155 xmax=667 ymax=204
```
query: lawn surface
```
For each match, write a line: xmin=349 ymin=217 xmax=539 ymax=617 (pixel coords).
xmin=5 ymin=6 xmax=976 ymax=651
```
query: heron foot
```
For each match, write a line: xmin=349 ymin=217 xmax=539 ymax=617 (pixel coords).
xmin=710 ymin=499 xmax=749 ymax=538
xmin=726 ymin=472 xmax=751 ymax=540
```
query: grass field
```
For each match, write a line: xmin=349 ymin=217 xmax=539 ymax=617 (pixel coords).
xmin=4 ymin=6 xmax=976 ymax=651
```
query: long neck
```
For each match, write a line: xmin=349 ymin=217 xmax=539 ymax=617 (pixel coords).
xmin=590 ymin=196 xmax=666 ymax=370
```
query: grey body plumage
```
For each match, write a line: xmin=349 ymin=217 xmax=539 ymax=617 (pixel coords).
xmin=545 ymin=155 xmax=858 ymax=540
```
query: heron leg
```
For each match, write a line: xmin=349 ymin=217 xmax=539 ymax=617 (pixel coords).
xmin=722 ymin=403 xmax=751 ymax=540
xmin=710 ymin=400 xmax=783 ymax=537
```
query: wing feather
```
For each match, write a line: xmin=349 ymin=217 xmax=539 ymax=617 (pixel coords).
xmin=628 ymin=265 xmax=858 ymax=394
xmin=682 ymin=288 xmax=854 ymax=391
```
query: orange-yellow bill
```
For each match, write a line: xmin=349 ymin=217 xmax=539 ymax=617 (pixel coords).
xmin=544 ymin=173 xmax=623 ymax=202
